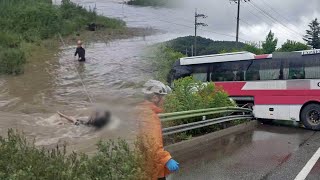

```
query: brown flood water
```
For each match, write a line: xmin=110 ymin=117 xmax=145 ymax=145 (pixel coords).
xmin=0 ymin=37 xmax=156 ymax=153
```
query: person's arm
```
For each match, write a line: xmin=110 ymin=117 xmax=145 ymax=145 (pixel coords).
xmin=57 ymin=112 xmax=77 ymax=124
xmin=74 ymin=48 xmax=78 ymax=57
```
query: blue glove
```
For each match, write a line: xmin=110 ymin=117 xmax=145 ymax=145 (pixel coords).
xmin=166 ymin=159 xmax=179 ymax=172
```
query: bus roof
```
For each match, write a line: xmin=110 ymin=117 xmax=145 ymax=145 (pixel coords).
xmin=180 ymin=49 xmax=320 ymax=66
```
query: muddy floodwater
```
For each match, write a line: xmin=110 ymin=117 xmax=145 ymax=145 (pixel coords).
xmin=0 ymin=0 xmax=188 ymax=153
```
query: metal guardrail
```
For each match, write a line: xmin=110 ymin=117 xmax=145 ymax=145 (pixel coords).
xmin=160 ymin=107 xmax=253 ymax=136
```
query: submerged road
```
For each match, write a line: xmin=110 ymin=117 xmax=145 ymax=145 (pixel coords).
xmin=166 ymin=122 xmax=320 ymax=180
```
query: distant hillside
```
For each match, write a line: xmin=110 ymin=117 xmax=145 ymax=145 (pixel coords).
xmin=165 ymin=36 xmax=261 ymax=56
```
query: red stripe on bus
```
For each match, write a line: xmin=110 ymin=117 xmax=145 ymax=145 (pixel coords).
xmin=215 ymin=82 xmax=320 ymax=105
xmin=254 ymin=54 xmax=271 ymax=59
xmin=255 ymin=96 xmax=320 ymax=105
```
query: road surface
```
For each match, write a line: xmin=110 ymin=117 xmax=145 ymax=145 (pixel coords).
xmin=167 ymin=122 xmax=320 ymax=180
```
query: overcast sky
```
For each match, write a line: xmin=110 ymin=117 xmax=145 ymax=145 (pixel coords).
xmin=170 ymin=0 xmax=320 ymax=46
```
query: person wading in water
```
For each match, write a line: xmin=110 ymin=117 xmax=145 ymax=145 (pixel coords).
xmin=74 ymin=40 xmax=86 ymax=62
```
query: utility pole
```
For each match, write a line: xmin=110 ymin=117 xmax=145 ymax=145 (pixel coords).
xmin=230 ymin=0 xmax=250 ymax=46
xmin=194 ymin=9 xmax=208 ymax=56
xmin=191 ymin=45 xmax=194 ymax=56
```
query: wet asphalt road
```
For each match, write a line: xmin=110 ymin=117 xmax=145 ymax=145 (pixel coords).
xmin=167 ymin=123 xmax=320 ymax=180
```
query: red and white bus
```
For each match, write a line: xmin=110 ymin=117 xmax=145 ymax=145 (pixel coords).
xmin=172 ymin=49 xmax=320 ymax=130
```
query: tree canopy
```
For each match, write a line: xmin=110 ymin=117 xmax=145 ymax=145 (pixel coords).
xmin=262 ymin=30 xmax=278 ymax=54
xmin=303 ymin=18 xmax=320 ymax=49
xmin=278 ymin=40 xmax=310 ymax=52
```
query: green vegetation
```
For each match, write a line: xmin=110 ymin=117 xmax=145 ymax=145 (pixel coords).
xmin=149 ymin=46 xmax=185 ymax=82
xmin=0 ymin=129 xmax=145 ymax=180
xmin=164 ymin=77 xmax=233 ymax=112
xmin=262 ymin=30 xmax=278 ymax=54
xmin=0 ymin=0 xmax=125 ymax=75
xmin=127 ymin=0 xmax=170 ymax=7
xmin=162 ymin=77 xmax=242 ymax=143
xmin=166 ymin=36 xmax=249 ymax=56
xmin=279 ymin=40 xmax=310 ymax=52
xmin=303 ymin=18 xmax=320 ymax=49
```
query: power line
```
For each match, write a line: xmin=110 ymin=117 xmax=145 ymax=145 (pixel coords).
xmin=242 ymin=3 xmax=298 ymax=40
xmin=248 ymin=1 xmax=303 ymax=38
xmin=97 ymin=6 xmax=249 ymax=41
xmin=258 ymin=0 xmax=303 ymax=36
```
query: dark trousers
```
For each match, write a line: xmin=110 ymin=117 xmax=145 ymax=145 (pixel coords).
xmin=158 ymin=178 xmax=166 ymax=180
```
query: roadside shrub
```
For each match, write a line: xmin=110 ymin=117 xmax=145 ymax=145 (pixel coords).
xmin=164 ymin=77 xmax=232 ymax=112
xmin=0 ymin=48 xmax=26 ymax=75
xmin=0 ymin=129 xmax=145 ymax=180
xmin=163 ymin=77 xmax=236 ymax=143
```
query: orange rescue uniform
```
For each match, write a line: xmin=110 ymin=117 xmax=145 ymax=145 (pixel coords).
xmin=137 ymin=101 xmax=172 ymax=180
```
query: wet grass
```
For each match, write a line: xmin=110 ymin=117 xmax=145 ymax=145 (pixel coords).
xmin=0 ymin=129 xmax=145 ymax=179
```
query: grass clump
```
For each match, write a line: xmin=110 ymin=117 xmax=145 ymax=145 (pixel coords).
xmin=0 ymin=129 xmax=145 ymax=180
xmin=0 ymin=0 xmax=125 ymax=75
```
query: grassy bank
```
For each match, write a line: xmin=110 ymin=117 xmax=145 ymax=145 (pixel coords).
xmin=0 ymin=0 xmax=125 ymax=75
xmin=0 ymin=129 xmax=146 ymax=179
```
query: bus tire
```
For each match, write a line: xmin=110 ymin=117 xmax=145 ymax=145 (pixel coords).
xmin=301 ymin=103 xmax=320 ymax=130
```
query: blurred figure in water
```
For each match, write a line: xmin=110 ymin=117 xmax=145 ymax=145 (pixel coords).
xmin=74 ymin=40 xmax=86 ymax=62
xmin=58 ymin=109 xmax=110 ymax=129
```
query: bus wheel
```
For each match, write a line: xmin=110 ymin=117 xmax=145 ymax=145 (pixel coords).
xmin=301 ymin=104 xmax=320 ymax=130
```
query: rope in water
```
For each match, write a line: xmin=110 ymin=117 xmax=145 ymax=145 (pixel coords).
xmin=58 ymin=33 xmax=94 ymax=104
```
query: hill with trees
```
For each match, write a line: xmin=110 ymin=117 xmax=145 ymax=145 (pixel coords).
xmin=165 ymin=36 xmax=261 ymax=56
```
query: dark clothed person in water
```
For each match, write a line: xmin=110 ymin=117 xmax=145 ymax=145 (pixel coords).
xmin=75 ymin=40 xmax=86 ymax=61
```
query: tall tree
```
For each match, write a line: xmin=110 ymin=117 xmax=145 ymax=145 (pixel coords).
xmin=303 ymin=18 xmax=320 ymax=49
xmin=278 ymin=40 xmax=310 ymax=52
xmin=262 ymin=30 xmax=278 ymax=54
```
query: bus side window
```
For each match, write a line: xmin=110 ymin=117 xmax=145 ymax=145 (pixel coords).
xmin=259 ymin=60 xmax=281 ymax=80
xmin=193 ymin=65 xmax=208 ymax=82
xmin=305 ymin=55 xmax=320 ymax=79
xmin=246 ymin=61 xmax=260 ymax=81
xmin=283 ymin=58 xmax=305 ymax=80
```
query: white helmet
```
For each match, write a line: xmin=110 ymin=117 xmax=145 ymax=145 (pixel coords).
xmin=142 ymin=80 xmax=168 ymax=95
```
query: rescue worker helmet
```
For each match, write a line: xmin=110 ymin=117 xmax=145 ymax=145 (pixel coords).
xmin=142 ymin=80 xmax=168 ymax=95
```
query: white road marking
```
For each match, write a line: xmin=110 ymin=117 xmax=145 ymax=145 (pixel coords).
xmin=294 ymin=147 xmax=320 ymax=180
